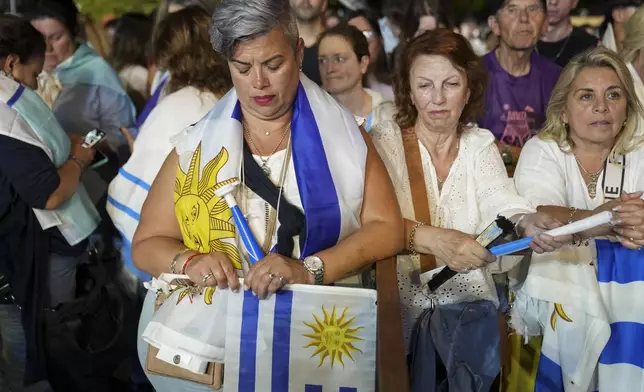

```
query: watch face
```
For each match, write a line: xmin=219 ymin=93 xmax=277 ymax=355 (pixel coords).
xmin=306 ymin=257 xmax=323 ymax=270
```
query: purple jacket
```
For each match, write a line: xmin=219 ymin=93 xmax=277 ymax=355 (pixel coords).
xmin=480 ymin=51 xmax=562 ymax=146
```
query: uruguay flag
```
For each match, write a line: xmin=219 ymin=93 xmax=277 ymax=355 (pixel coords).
xmin=224 ymin=284 xmax=377 ymax=392
xmin=536 ymin=240 xmax=644 ymax=391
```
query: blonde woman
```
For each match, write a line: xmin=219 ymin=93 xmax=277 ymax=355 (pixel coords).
xmin=513 ymin=47 xmax=644 ymax=391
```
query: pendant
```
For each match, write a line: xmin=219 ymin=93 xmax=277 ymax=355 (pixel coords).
xmin=588 ymin=182 xmax=597 ymax=198
xmin=262 ymin=164 xmax=271 ymax=177
xmin=265 ymin=131 xmax=270 ymax=136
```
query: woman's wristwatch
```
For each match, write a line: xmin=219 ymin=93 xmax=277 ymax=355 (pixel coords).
xmin=303 ymin=256 xmax=325 ymax=285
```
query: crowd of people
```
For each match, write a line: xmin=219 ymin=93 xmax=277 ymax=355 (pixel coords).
xmin=0 ymin=0 xmax=644 ymax=391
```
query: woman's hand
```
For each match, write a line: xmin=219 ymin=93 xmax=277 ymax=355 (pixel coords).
xmin=517 ymin=212 xmax=571 ymax=253
xmin=611 ymin=193 xmax=644 ymax=250
xmin=422 ymin=228 xmax=496 ymax=273
xmin=184 ymin=252 xmax=241 ymax=291
xmin=70 ymin=135 xmax=95 ymax=167
xmin=244 ymin=254 xmax=313 ymax=299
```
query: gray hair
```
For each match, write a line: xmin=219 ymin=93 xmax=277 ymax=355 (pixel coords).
xmin=210 ymin=0 xmax=299 ymax=60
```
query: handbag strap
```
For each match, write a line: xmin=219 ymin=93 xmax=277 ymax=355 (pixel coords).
xmin=402 ymin=128 xmax=436 ymax=272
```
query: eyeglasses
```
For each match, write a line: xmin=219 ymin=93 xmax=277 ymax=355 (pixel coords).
xmin=502 ymin=3 xmax=544 ymax=18
xmin=318 ymin=55 xmax=348 ymax=66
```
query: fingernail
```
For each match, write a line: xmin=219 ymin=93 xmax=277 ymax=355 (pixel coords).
xmin=613 ymin=206 xmax=621 ymax=212
xmin=610 ymin=220 xmax=623 ymax=226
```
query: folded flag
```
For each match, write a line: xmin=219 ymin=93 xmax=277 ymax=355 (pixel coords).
xmin=224 ymin=284 xmax=377 ymax=392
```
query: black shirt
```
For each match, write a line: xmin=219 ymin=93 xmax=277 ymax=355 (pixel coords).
xmin=537 ymin=27 xmax=598 ymax=68
xmin=302 ymin=44 xmax=322 ymax=85
xmin=0 ymin=135 xmax=87 ymax=256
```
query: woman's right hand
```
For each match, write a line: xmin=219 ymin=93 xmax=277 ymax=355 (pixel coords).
xmin=184 ymin=252 xmax=241 ymax=291
xmin=70 ymin=136 xmax=96 ymax=167
xmin=419 ymin=227 xmax=496 ymax=273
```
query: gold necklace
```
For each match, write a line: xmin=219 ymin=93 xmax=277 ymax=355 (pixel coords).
xmin=574 ymin=155 xmax=603 ymax=198
xmin=244 ymin=123 xmax=291 ymax=176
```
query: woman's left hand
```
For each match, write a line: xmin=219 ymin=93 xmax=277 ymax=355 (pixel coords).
xmin=612 ymin=196 xmax=644 ymax=249
xmin=517 ymin=212 xmax=571 ymax=253
xmin=244 ymin=254 xmax=313 ymax=299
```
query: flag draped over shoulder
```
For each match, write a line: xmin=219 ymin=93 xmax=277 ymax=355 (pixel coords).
xmin=531 ymin=240 xmax=644 ymax=391
xmin=224 ymin=284 xmax=377 ymax=392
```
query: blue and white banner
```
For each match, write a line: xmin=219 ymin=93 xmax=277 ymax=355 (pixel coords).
xmin=224 ymin=284 xmax=377 ymax=392
xmin=535 ymin=240 xmax=644 ymax=391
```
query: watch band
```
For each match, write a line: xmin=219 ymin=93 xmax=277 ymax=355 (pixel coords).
xmin=303 ymin=256 xmax=325 ymax=285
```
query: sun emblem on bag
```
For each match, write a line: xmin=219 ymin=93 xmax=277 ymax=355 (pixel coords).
xmin=303 ymin=305 xmax=364 ymax=368
xmin=174 ymin=143 xmax=241 ymax=269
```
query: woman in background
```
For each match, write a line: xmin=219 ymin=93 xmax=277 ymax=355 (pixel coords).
xmin=348 ymin=10 xmax=394 ymax=101
xmin=107 ymin=6 xmax=233 ymax=285
xmin=318 ymin=24 xmax=395 ymax=132
xmin=111 ymin=13 xmax=153 ymax=114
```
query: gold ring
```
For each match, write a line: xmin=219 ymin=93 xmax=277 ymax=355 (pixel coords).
xmin=202 ymin=273 xmax=214 ymax=284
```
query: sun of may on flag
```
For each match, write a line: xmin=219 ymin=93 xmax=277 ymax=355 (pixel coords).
xmin=224 ymin=284 xmax=377 ymax=392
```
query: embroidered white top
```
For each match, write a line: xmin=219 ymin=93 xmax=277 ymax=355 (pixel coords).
xmin=371 ymin=120 xmax=534 ymax=344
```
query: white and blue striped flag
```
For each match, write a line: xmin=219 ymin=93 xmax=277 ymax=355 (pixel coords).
xmin=224 ymin=284 xmax=377 ymax=392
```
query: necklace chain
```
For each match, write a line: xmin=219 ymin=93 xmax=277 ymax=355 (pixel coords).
xmin=575 ymin=155 xmax=602 ymax=198
xmin=536 ymin=27 xmax=573 ymax=62
xmin=244 ymin=123 xmax=291 ymax=176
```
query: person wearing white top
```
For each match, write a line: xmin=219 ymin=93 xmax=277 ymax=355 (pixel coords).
xmin=601 ymin=0 xmax=640 ymax=52
xmin=107 ymin=7 xmax=233 ymax=283
xmin=513 ymin=48 xmax=644 ymax=391
xmin=318 ymin=24 xmax=396 ymax=133
xmin=371 ymin=29 xmax=569 ymax=348
xmin=620 ymin=6 xmax=644 ymax=135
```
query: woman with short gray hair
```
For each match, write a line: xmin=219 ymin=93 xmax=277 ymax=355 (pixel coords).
xmin=133 ymin=0 xmax=403 ymax=389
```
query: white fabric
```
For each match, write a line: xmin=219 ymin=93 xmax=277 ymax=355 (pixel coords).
xmin=144 ymin=74 xmax=368 ymax=373
xmin=119 ymin=65 xmax=149 ymax=99
xmin=627 ymin=62 xmax=644 ymax=137
xmin=224 ymin=283 xmax=377 ymax=392
xmin=512 ymin=136 xmax=644 ymax=391
xmin=602 ymin=23 xmax=617 ymax=52
xmin=107 ymin=86 xmax=219 ymax=243
xmin=371 ymin=120 xmax=533 ymax=345
xmin=365 ymin=88 xmax=396 ymax=129
xmin=150 ymin=70 xmax=170 ymax=100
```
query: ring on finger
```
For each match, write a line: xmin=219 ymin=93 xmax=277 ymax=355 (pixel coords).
xmin=268 ymin=272 xmax=276 ymax=280
xmin=277 ymin=275 xmax=288 ymax=286
xmin=202 ymin=273 xmax=214 ymax=284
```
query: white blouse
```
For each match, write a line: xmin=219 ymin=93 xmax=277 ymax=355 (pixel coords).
xmin=371 ymin=121 xmax=534 ymax=344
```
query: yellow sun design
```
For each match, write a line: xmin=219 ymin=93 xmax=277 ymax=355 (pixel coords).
xmin=175 ymin=143 xmax=241 ymax=269
xmin=303 ymin=305 xmax=364 ymax=368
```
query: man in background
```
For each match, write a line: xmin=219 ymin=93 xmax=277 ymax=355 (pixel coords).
xmin=602 ymin=0 xmax=642 ymax=51
xmin=537 ymin=0 xmax=597 ymax=67
xmin=481 ymin=0 xmax=561 ymax=174
xmin=289 ymin=0 xmax=326 ymax=84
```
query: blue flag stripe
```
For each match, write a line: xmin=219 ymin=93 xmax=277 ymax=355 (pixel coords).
xmin=305 ymin=386 xmax=322 ymax=392
xmin=107 ymin=195 xmax=140 ymax=221
xmin=535 ymin=353 xmax=565 ymax=392
xmin=339 ymin=388 xmax=358 ymax=392
xmin=596 ymin=239 xmax=644 ymax=284
xmin=118 ymin=168 xmax=151 ymax=191
xmin=600 ymin=322 xmax=644 ymax=368
xmin=271 ymin=290 xmax=294 ymax=392
xmin=291 ymin=82 xmax=341 ymax=257
xmin=6 ymin=84 xmax=24 ymax=107
xmin=239 ymin=290 xmax=260 ymax=392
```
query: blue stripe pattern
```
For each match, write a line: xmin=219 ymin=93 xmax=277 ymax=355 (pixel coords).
xmin=305 ymin=386 xmax=323 ymax=392
xmin=118 ymin=168 xmax=151 ymax=191
xmin=239 ymin=290 xmax=260 ymax=392
xmin=600 ymin=322 xmax=644 ymax=368
xmin=291 ymin=82 xmax=341 ymax=258
xmin=272 ymin=290 xmax=294 ymax=391
xmin=535 ymin=353 xmax=565 ymax=392
xmin=106 ymin=195 xmax=140 ymax=221
xmin=596 ymin=239 xmax=644 ymax=284
xmin=6 ymin=85 xmax=24 ymax=107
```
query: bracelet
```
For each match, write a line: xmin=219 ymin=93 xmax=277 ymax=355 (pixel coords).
xmin=568 ymin=207 xmax=578 ymax=224
xmin=181 ymin=253 xmax=202 ymax=274
xmin=409 ymin=221 xmax=425 ymax=256
xmin=170 ymin=248 xmax=192 ymax=273
xmin=69 ymin=156 xmax=87 ymax=173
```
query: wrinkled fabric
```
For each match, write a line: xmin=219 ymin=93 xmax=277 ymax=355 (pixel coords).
xmin=409 ymin=300 xmax=501 ymax=392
